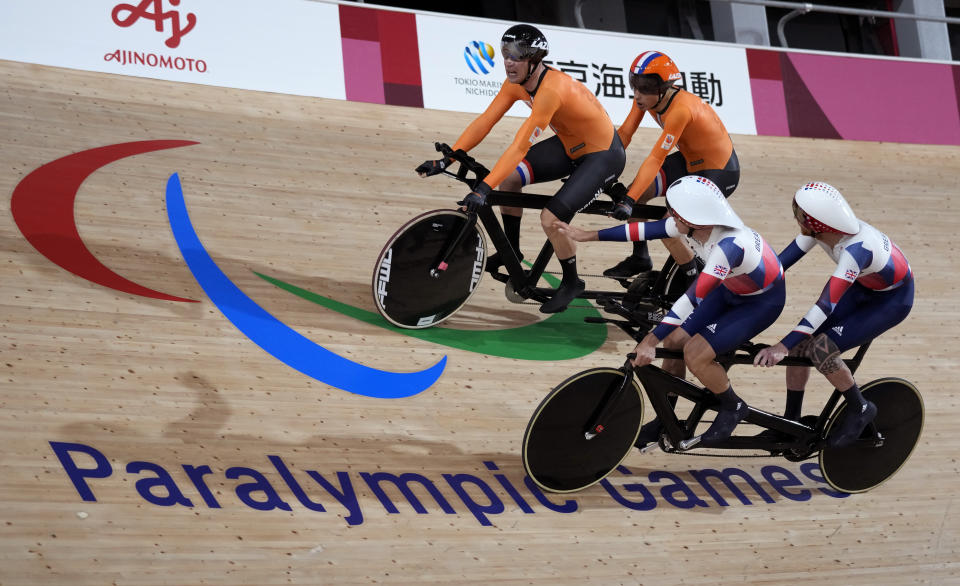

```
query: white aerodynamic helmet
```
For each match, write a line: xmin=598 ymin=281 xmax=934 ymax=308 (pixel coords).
xmin=792 ymin=181 xmax=859 ymax=235
xmin=665 ymin=175 xmax=744 ymax=229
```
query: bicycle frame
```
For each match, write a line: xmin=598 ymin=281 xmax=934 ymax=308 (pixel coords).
xmin=582 ymin=328 xmax=876 ymax=460
xmin=431 ymin=142 xmax=666 ymax=304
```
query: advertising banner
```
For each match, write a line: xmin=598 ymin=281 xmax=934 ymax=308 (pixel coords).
xmin=0 ymin=0 xmax=345 ymax=99
xmin=416 ymin=13 xmax=757 ymax=135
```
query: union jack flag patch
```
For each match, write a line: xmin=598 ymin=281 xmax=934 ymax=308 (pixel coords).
xmin=844 ymin=269 xmax=859 ymax=280
xmin=713 ymin=265 xmax=729 ymax=278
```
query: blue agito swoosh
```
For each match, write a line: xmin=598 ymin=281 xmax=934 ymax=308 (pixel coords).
xmin=165 ymin=173 xmax=446 ymax=398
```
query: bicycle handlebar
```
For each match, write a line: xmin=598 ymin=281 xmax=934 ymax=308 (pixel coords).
xmin=432 ymin=141 xmax=630 ymax=203
xmin=435 ymin=142 xmax=489 ymax=189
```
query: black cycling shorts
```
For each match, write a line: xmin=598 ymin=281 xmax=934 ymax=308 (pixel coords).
xmin=516 ymin=132 xmax=626 ymax=223
xmin=658 ymin=149 xmax=740 ymax=198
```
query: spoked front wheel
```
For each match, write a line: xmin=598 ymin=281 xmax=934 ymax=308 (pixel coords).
xmin=373 ymin=210 xmax=486 ymax=328
xmin=522 ymin=368 xmax=644 ymax=493
xmin=819 ymin=377 xmax=924 ymax=493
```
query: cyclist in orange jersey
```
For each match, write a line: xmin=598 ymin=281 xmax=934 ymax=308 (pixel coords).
xmin=416 ymin=24 xmax=625 ymax=314
xmin=603 ymin=51 xmax=740 ymax=286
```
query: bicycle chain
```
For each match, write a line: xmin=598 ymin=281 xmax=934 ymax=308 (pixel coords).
xmin=664 ymin=449 xmax=814 ymax=460
xmin=659 ymin=445 xmax=818 ymax=460
xmin=540 ymin=270 xmax=622 ymax=279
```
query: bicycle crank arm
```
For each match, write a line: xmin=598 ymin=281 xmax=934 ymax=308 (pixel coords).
xmin=638 ymin=442 xmax=661 ymax=454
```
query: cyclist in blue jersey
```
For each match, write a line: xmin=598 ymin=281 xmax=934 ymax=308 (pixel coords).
xmin=754 ymin=182 xmax=914 ymax=448
xmin=557 ymin=175 xmax=784 ymax=448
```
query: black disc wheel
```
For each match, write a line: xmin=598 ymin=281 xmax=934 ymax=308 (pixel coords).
xmin=373 ymin=210 xmax=486 ymax=328
xmin=819 ymin=377 xmax=923 ymax=493
xmin=523 ymin=368 xmax=644 ymax=493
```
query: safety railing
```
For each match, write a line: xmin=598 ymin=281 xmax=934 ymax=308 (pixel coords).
xmin=704 ymin=0 xmax=959 ymax=48
xmin=574 ymin=0 xmax=960 ymax=50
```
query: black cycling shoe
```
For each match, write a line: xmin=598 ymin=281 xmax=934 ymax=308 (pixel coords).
xmin=485 ymin=251 xmax=523 ymax=276
xmin=539 ymin=278 xmax=585 ymax=313
xmin=827 ymin=400 xmax=877 ymax=448
xmin=603 ymin=254 xmax=654 ymax=279
xmin=701 ymin=399 xmax=749 ymax=444
xmin=634 ymin=418 xmax=663 ymax=449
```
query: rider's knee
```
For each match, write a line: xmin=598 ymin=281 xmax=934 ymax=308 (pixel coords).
xmin=788 ymin=339 xmax=810 ymax=357
xmin=682 ymin=336 xmax=715 ymax=369
xmin=499 ymin=171 xmax=522 ymax=192
xmin=663 ymin=336 xmax=684 ymax=351
xmin=540 ymin=208 xmax=559 ymax=231
xmin=798 ymin=333 xmax=846 ymax=376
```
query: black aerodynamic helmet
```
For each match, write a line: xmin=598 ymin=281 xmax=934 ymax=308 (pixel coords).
xmin=500 ymin=24 xmax=549 ymax=64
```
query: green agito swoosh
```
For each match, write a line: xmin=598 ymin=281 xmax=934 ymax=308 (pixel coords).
xmin=254 ymin=269 xmax=607 ymax=361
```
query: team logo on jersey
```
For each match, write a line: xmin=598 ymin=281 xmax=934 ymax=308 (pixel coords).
xmin=832 ymin=325 xmax=844 ymax=336
xmin=712 ymin=265 xmax=729 ymax=278
xmin=844 ymin=269 xmax=859 ymax=281
xmin=660 ymin=134 xmax=675 ymax=150
xmin=706 ymin=323 xmax=717 ymax=333
xmin=529 ymin=126 xmax=542 ymax=144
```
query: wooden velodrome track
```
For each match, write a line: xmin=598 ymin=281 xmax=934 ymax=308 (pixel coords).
xmin=1 ymin=58 xmax=959 ymax=585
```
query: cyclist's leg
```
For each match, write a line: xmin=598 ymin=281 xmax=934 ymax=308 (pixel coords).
xmin=487 ymin=137 xmax=572 ymax=273
xmin=783 ymin=360 xmax=812 ymax=420
xmin=540 ymin=132 xmax=625 ymax=313
xmin=683 ymin=280 xmax=785 ymax=441
xmin=497 ymin=171 xmax=524 ymax=208
xmin=811 ymin=280 xmax=914 ymax=446
xmin=661 ymin=326 xmax=688 ymax=379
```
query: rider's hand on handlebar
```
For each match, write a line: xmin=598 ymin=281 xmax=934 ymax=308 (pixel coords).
xmin=631 ymin=334 xmax=659 ymax=367
xmin=631 ymin=342 xmax=656 ymax=367
xmin=605 ymin=182 xmax=634 ymax=221
xmin=753 ymin=342 xmax=788 ymax=367
xmin=611 ymin=199 xmax=634 ymax=221
xmin=458 ymin=182 xmax=491 ymax=213
xmin=415 ymin=158 xmax=452 ymax=177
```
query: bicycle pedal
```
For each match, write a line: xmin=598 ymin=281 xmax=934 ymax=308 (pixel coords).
xmin=504 ymin=280 xmax=526 ymax=303
xmin=638 ymin=442 xmax=661 ymax=455
xmin=678 ymin=435 xmax=702 ymax=451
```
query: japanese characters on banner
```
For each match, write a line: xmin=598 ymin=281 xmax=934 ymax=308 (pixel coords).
xmin=0 ymin=0 xmax=346 ymax=99
xmin=416 ymin=13 xmax=757 ymax=135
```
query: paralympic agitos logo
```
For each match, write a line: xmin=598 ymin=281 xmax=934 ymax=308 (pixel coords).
xmin=10 ymin=142 xmax=608 ymax=398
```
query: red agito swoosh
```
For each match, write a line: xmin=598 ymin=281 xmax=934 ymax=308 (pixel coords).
xmin=11 ymin=141 xmax=198 ymax=302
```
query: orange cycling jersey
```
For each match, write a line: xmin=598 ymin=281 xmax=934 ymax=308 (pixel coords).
xmin=617 ymin=89 xmax=733 ymax=202
xmin=452 ymin=67 xmax=615 ymax=190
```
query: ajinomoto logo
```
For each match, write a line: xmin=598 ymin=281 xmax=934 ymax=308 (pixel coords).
xmin=112 ymin=0 xmax=197 ymax=48
xmin=106 ymin=0 xmax=208 ymax=74
xmin=464 ymin=40 xmax=495 ymax=75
